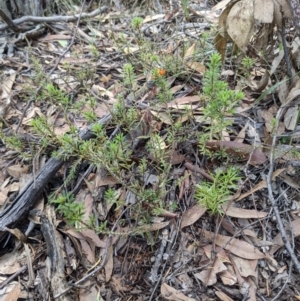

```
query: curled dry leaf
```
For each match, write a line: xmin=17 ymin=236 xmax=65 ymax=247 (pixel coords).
xmin=226 ymin=0 xmax=254 ymax=51
xmin=219 ymin=268 xmax=237 ymax=286
xmin=214 ymin=33 xmax=227 ymax=62
xmin=234 ymin=120 xmax=248 ymax=143
xmin=218 ymin=0 xmax=240 ymax=38
xmin=205 ymin=141 xmax=267 ymax=165
xmin=66 ymin=230 xmax=95 ymax=263
xmin=252 ymin=70 xmax=269 ymax=92
xmin=4 ymin=227 xmax=27 ymax=243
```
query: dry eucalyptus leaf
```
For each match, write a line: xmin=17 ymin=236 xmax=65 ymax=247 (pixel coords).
xmin=186 ymin=61 xmax=206 ymax=74
xmin=205 ymin=141 xmax=267 ymax=165
xmin=203 ymin=230 xmax=265 ymax=259
xmin=274 ymin=0 xmax=292 ymax=28
xmin=7 ymin=165 xmax=29 ymax=179
xmin=104 ymin=246 xmax=113 ymax=282
xmin=219 ymin=269 xmax=237 ymax=286
xmin=212 ymin=0 xmax=232 ymax=11
xmin=226 ymin=0 xmax=254 ymax=51
xmin=283 ymin=87 xmax=300 ymax=105
xmin=4 ymin=227 xmax=27 ymax=243
xmin=194 ymin=258 xmax=227 ymax=286
xmin=79 ymin=280 xmax=99 ymax=301
xmin=3 ymin=282 xmax=21 ymax=301
xmin=254 ymin=0 xmax=274 ymax=23
xmin=278 ymin=76 xmax=289 ymax=103
xmin=270 ymin=217 xmax=300 ymax=255
xmin=161 ymin=283 xmax=197 ymax=301
xmin=80 ymin=229 xmax=106 ymax=248
xmin=261 ymin=109 xmax=274 ymax=133
xmin=0 ymin=248 xmax=26 ymax=274
xmin=236 ymin=168 xmax=285 ymax=201
xmin=230 ymin=254 xmax=258 ymax=278
xmin=167 ymin=95 xmax=201 ymax=108
xmin=184 ymin=43 xmax=195 ymax=60
xmin=223 ymin=204 xmax=268 ymax=219
xmin=284 ymin=106 xmax=299 ymax=130
xmin=270 ymin=49 xmax=284 ymax=75
xmin=218 ymin=0 xmax=240 ymax=38
xmin=180 ymin=204 xmax=207 ymax=229
xmin=215 ymin=290 xmax=234 ymax=301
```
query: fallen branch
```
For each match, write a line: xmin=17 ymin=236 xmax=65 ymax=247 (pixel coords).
xmin=0 ymin=6 xmax=108 ymax=31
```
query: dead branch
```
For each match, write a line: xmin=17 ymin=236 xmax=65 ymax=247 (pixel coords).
xmin=0 ymin=9 xmax=20 ymax=32
xmin=0 ymin=6 xmax=108 ymax=31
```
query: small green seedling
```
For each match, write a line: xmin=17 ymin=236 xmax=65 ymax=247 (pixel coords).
xmin=194 ymin=167 xmax=241 ymax=215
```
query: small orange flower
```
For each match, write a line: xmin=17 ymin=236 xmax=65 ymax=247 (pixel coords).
xmin=151 ymin=68 xmax=166 ymax=80
xmin=158 ymin=68 xmax=166 ymax=76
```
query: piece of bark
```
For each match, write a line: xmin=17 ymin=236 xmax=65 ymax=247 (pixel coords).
xmin=31 ymin=206 xmax=72 ymax=301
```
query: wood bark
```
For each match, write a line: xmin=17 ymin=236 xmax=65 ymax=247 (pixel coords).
xmin=0 ymin=0 xmax=54 ymax=19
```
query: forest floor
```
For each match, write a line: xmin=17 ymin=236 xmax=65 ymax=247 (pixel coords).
xmin=0 ymin=0 xmax=300 ymax=300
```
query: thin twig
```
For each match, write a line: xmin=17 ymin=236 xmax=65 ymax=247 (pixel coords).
xmin=266 ymin=106 xmax=300 ymax=273
xmin=0 ymin=265 xmax=27 ymax=289
xmin=280 ymin=18 xmax=292 ymax=84
xmin=270 ymin=260 xmax=293 ymax=301
xmin=149 ymin=261 xmax=167 ymax=301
